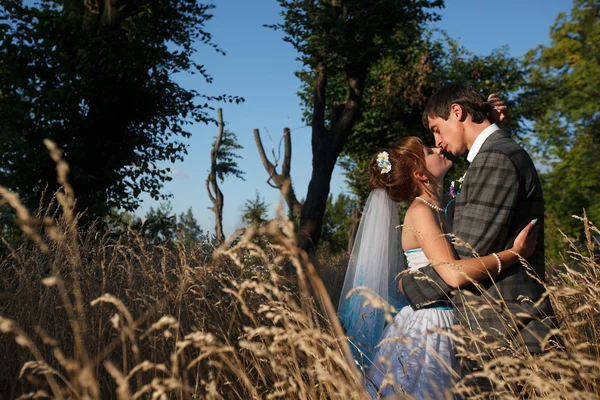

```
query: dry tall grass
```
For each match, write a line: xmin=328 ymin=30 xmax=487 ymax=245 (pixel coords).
xmin=0 ymin=143 xmax=598 ymax=399
xmin=0 ymin=202 xmax=365 ymax=398
xmin=444 ymin=214 xmax=600 ymax=399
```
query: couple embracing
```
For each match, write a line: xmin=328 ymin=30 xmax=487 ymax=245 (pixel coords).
xmin=338 ymin=83 xmax=558 ymax=399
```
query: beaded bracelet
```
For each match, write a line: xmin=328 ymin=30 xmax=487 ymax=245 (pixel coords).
xmin=492 ymin=253 xmax=502 ymax=275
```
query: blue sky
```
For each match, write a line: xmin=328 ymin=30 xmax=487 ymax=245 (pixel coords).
xmin=137 ymin=0 xmax=573 ymax=236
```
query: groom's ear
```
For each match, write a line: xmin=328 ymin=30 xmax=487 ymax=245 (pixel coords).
xmin=450 ymin=103 xmax=466 ymax=121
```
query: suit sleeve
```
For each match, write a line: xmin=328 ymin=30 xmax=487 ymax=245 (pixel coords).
xmin=401 ymin=150 xmax=520 ymax=310
xmin=401 ymin=265 xmax=455 ymax=310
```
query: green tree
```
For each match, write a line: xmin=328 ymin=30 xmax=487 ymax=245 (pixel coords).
xmin=112 ymin=203 xmax=206 ymax=245
xmin=522 ymin=0 xmax=600 ymax=260
xmin=0 ymin=0 xmax=241 ymax=225
xmin=175 ymin=207 xmax=208 ymax=246
xmin=333 ymin=32 xmax=527 ymax=207
xmin=320 ymin=193 xmax=357 ymax=255
xmin=522 ymin=0 xmax=599 ymax=160
xmin=213 ymin=131 xmax=245 ymax=183
xmin=241 ymin=192 xmax=269 ymax=227
xmin=269 ymin=0 xmax=444 ymax=254
xmin=103 ymin=207 xmax=139 ymax=237
xmin=207 ymin=109 xmax=245 ymax=242
xmin=139 ymin=203 xmax=177 ymax=245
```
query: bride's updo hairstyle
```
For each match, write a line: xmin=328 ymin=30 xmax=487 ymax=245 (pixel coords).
xmin=369 ymin=136 xmax=433 ymax=202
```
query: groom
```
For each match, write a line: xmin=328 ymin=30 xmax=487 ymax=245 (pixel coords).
xmin=399 ymin=84 xmax=558 ymax=385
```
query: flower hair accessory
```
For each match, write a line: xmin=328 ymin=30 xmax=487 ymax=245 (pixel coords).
xmin=376 ymin=151 xmax=392 ymax=174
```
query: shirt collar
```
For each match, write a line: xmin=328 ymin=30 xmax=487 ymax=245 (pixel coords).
xmin=467 ymin=123 xmax=500 ymax=163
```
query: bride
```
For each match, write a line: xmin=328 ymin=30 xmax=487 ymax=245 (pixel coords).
xmin=337 ymin=136 xmax=538 ymax=399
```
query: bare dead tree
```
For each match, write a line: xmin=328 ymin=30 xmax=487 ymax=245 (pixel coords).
xmin=254 ymin=127 xmax=302 ymax=221
xmin=207 ymin=108 xmax=225 ymax=242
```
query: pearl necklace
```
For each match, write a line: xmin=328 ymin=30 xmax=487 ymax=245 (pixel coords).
xmin=415 ymin=197 xmax=444 ymax=212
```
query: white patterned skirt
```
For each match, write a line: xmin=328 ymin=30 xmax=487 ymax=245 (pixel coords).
xmin=366 ymin=305 xmax=456 ymax=399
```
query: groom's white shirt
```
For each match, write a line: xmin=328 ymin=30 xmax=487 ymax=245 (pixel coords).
xmin=467 ymin=123 xmax=500 ymax=162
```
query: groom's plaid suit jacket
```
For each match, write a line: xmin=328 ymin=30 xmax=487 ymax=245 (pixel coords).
xmin=402 ymin=129 xmax=557 ymax=355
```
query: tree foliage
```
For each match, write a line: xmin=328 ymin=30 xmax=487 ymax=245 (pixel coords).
xmin=269 ymin=0 xmax=444 ymax=253
xmin=207 ymin=108 xmax=245 ymax=242
xmin=522 ymin=0 xmax=600 ymax=259
xmin=108 ymin=203 xmax=208 ymax=246
xmin=241 ymin=192 xmax=270 ymax=227
xmin=213 ymin=130 xmax=245 ymax=183
xmin=320 ymin=193 xmax=357 ymax=255
xmin=523 ymin=0 xmax=599 ymax=159
xmin=138 ymin=203 xmax=179 ymax=245
xmin=0 ymin=0 xmax=241 ymax=224
xmin=327 ymin=32 xmax=527 ymax=207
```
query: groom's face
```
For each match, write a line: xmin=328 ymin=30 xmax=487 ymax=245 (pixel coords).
xmin=427 ymin=105 xmax=468 ymax=156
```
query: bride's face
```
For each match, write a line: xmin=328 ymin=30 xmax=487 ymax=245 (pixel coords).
xmin=423 ymin=145 xmax=452 ymax=178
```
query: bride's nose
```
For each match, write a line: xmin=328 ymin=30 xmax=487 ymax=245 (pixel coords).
xmin=433 ymin=147 xmax=443 ymax=155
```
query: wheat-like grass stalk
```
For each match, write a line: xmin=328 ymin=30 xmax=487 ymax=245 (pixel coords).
xmin=0 ymin=146 xmax=598 ymax=399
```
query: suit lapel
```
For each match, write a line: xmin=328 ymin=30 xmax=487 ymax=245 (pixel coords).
xmin=453 ymin=129 xmax=506 ymax=228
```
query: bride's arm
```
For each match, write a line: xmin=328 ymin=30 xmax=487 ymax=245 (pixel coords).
xmin=410 ymin=205 xmax=538 ymax=289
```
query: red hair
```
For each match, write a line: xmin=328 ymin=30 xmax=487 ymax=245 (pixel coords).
xmin=369 ymin=137 xmax=433 ymax=202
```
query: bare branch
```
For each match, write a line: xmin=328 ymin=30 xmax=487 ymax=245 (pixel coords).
xmin=206 ymin=175 xmax=216 ymax=203
xmin=254 ymin=128 xmax=281 ymax=189
xmin=282 ymin=128 xmax=292 ymax=178
xmin=211 ymin=108 xmax=225 ymax=164
xmin=206 ymin=108 xmax=226 ymax=242
xmin=254 ymin=127 xmax=301 ymax=220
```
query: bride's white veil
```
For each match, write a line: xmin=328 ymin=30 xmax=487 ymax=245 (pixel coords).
xmin=337 ymin=188 xmax=407 ymax=371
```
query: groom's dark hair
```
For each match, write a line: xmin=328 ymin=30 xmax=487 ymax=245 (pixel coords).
xmin=422 ymin=83 xmax=492 ymax=129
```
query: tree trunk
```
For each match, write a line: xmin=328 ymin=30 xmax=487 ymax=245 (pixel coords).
xmin=298 ymin=64 xmax=366 ymax=254
xmin=298 ymin=139 xmax=336 ymax=251
xmin=207 ymin=108 xmax=225 ymax=243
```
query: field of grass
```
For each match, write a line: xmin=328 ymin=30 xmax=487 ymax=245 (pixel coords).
xmin=0 ymin=149 xmax=598 ymax=399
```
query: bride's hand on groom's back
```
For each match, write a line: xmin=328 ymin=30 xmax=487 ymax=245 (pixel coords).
xmin=488 ymin=93 xmax=508 ymax=124
xmin=397 ymin=278 xmax=404 ymax=295
xmin=512 ymin=219 xmax=539 ymax=259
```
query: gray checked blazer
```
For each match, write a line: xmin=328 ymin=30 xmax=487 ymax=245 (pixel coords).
xmin=401 ymin=129 xmax=557 ymax=354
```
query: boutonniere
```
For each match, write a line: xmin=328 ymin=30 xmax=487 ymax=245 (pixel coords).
xmin=449 ymin=170 xmax=467 ymax=198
